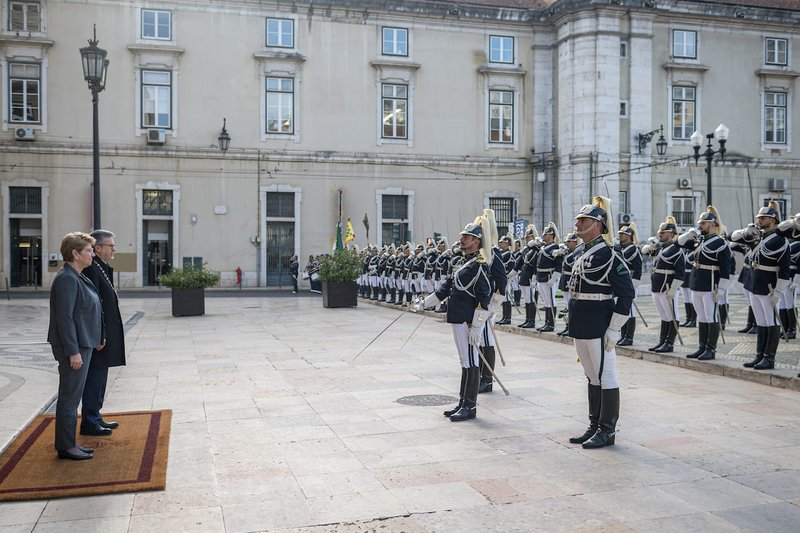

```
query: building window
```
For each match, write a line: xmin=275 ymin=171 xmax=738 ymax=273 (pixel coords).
xmin=489 ymin=197 xmax=515 ymax=232
xmin=382 ymin=194 xmax=408 ymax=246
xmin=765 ymin=92 xmax=787 ymax=144
xmin=266 ymin=191 xmax=295 ymax=218
xmin=9 ymin=187 xmax=41 ymax=214
xmin=489 ymin=90 xmax=513 ymax=144
xmin=266 ymin=18 xmax=293 ymax=48
xmin=671 ymin=86 xmax=695 ymax=141
xmin=141 ymin=9 xmax=171 ymax=40
xmin=382 ymin=27 xmax=408 ymax=56
xmin=381 ymin=84 xmax=407 ymax=139
xmin=620 ymin=42 xmax=627 ymax=58
xmin=142 ymin=190 xmax=173 ymax=216
xmin=141 ymin=70 xmax=172 ymax=128
xmin=765 ymin=38 xmax=788 ymax=66
xmin=672 ymin=196 xmax=695 ymax=227
xmin=619 ymin=191 xmax=629 ymax=215
xmin=619 ymin=102 xmax=627 ymax=117
xmin=489 ymin=36 xmax=514 ymax=64
xmin=266 ymin=77 xmax=294 ymax=134
xmin=9 ymin=63 xmax=40 ymax=124
xmin=8 ymin=1 xmax=40 ymax=32
xmin=672 ymin=30 xmax=697 ymax=59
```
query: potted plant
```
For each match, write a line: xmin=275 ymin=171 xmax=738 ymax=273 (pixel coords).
xmin=318 ymin=249 xmax=361 ymax=308
xmin=158 ymin=264 xmax=221 ymax=317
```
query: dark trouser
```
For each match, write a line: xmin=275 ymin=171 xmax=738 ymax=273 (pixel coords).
xmin=292 ymin=277 xmax=298 ymax=292
xmin=81 ymin=365 xmax=109 ymax=429
xmin=55 ymin=347 xmax=92 ymax=452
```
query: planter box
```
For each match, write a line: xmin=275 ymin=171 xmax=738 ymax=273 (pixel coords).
xmin=171 ymin=287 xmax=205 ymax=317
xmin=322 ymin=281 xmax=358 ymax=308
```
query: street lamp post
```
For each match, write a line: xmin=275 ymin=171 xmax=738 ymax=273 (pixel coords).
xmin=79 ymin=26 xmax=109 ymax=229
xmin=691 ymin=123 xmax=729 ymax=207
xmin=637 ymin=124 xmax=668 ymax=156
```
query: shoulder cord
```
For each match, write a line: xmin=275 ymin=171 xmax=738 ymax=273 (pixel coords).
xmin=657 ymin=244 xmax=682 ymax=265
xmin=572 ymin=247 xmax=615 ymax=288
xmin=753 ymin=233 xmax=789 ymax=263
xmin=454 ymin=257 xmax=482 ymax=297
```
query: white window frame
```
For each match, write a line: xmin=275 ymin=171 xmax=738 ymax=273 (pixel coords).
xmin=381 ymin=83 xmax=408 ymax=140
xmin=489 ymin=35 xmax=514 ymax=65
xmin=8 ymin=62 xmax=40 ymax=124
xmin=671 ymin=85 xmax=696 ymax=141
xmin=7 ymin=1 xmax=40 ymax=33
xmin=372 ymin=62 xmax=417 ymax=147
xmin=141 ymin=9 xmax=172 ymax=41
xmin=672 ymin=29 xmax=697 ymax=60
xmin=382 ymin=27 xmax=408 ymax=57
xmin=764 ymin=91 xmax=787 ymax=145
xmin=376 ymin=188 xmax=415 ymax=248
xmin=667 ymin=191 xmax=702 ymax=231
xmin=488 ymin=89 xmax=514 ymax=145
xmin=140 ymin=69 xmax=173 ymax=129
xmin=266 ymin=18 xmax=294 ymax=49
xmin=765 ymin=37 xmax=788 ymax=67
xmin=265 ymin=77 xmax=294 ymax=135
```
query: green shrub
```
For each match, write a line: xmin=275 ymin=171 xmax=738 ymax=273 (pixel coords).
xmin=318 ymin=249 xmax=361 ymax=282
xmin=158 ymin=264 xmax=221 ymax=289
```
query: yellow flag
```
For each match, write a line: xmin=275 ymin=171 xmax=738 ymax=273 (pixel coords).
xmin=344 ymin=218 xmax=355 ymax=244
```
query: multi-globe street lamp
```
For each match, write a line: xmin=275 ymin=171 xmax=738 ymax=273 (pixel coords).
xmin=691 ymin=123 xmax=729 ymax=207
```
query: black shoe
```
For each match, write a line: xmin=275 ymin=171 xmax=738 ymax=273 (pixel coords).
xmin=556 ymin=327 xmax=570 ymax=337
xmin=80 ymin=425 xmax=113 ymax=436
xmin=753 ymin=357 xmax=775 ymax=370
xmin=98 ymin=419 xmax=119 ymax=429
xmin=653 ymin=343 xmax=673 ymax=353
xmin=58 ymin=449 xmax=93 ymax=460
xmin=443 ymin=404 xmax=461 ymax=417
xmin=743 ymin=356 xmax=764 ymax=368
xmin=496 ymin=317 xmax=511 ymax=325
xmin=79 ymin=446 xmax=94 ymax=454
xmin=449 ymin=406 xmax=476 ymax=422
xmin=616 ymin=337 xmax=633 ymax=346
xmin=696 ymin=349 xmax=716 ymax=361
xmin=478 ymin=381 xmax=493 ymax=394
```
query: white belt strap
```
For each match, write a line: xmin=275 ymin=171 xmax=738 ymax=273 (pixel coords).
xmin=754 ymin=264 xmax=780 ymax=272
xmin=653 ymin=268 xmax=675 ymax=275
xmin=571 ymin=293 xmax=613 ymax=301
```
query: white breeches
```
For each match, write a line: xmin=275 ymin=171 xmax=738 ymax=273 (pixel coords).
xmin=691 ymin=291 xmax=718 ymax=324
xmin=370 ymin=275 xmax=379 ymax=288
xmin=480 ymin=322 xmax=496 ymax=348
xmin=574 ymin=338 xmax=619 ymax=389
xmin=718 ymin=286 xmax=730 ymax=305
xmin=537 ymin=281 xmax=556 ymax=307
xmin=652 ymin=291 xmax=679 ymax=322
xmin=452 ymin=324 xmax=482 ymax=368
xmin=520 ymin=284 xmax=535 ymax=303
xmin=510 ymin=277 xmax=520 ymax=292
xmin=777 ymin=284 xmax=794 ymax=310
xmin=751 ymin=293 xmax=779 ymax=327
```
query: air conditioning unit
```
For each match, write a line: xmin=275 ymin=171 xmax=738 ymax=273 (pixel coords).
xmin=619 ymin=213 xmax=634 ymax=225
xmin=147 ymin=129 xmax=166 ymax=145
xmin=769 ymin=178 xmax=787 ymax=192
xmin=14 ymin=127 xmax=35 ymax=141
xmin=678 ymin=177 xmax=692 ymax=189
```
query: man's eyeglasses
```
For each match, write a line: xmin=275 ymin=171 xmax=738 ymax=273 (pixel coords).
xmin=98 ymin=243 xmax=116 ymax=248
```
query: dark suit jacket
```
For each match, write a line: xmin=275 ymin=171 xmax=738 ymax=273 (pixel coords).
xmin=83 ymin=258 xmax=126 ymax=368
xmin=47 ymin=264 xmax=104 ymax=358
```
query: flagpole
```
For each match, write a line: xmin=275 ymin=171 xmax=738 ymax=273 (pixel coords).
xmin=338 ymin=188 xmax=343 ymax=227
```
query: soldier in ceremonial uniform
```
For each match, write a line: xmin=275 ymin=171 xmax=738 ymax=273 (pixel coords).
xmin=740 ymin=201 xmax=791 ymax=369
xmin=411 ymin=244 xmax=426 ymax=299
xmin=433 ymin=239 xmax=451 ymax=313
xmin=616 ymin=223 xmax=643 ymax=346
xmin=495 ymin=234 xmax=515 ymax=325
xmin=642 ymin=217 xmax=685 ymax=352
xmin=384 ymin=246 xmax=397 ymax=304
xmin=568 ymin=196 xmax=635 ymax=449
xmin=730 ymin=224 xmax=760 ymax=334
xmin=478 ymin=209 xmax=506 ymax=393
xmin=420 ymin=216 xmax=492 ymax=422
xmin=776 ymin=214 xmax=800 ymax=339
xmin=536 ymin=223 xmax=563 ymax=332
xmin=556 ymin=232 xmax=581 ymax=337
xmin=678 ymin=206 xmax=733 ymax=361
xmin=511 ymin=239 xmax=523 ymax=307
xmin=517 ymin=226 xmax=540 ymax=329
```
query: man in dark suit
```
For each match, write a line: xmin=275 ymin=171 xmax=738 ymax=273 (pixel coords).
xmin=48 ymin=232 xmax=105 ymax=460
xmin=81 ymin=229 xmax=126 ymax=436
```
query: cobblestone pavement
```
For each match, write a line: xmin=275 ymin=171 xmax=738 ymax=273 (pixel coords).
xmin=0 ymin=294 xmax=798 ymax=532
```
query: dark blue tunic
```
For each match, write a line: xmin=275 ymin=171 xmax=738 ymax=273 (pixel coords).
xmin=436 ymin=252 xmax=492 ymax=324
xmin=649 ymin=241 xmax=684 ymax=293
xmin=743 ymin=229 xmax=791 ymax=295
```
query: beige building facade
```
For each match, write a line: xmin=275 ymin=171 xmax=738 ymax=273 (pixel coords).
xmin=0 ymin=0 xmax=798 ymax=288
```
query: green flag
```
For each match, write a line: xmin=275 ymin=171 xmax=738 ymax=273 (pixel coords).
xmin=334 ymin=221 xmax=344 ymax=252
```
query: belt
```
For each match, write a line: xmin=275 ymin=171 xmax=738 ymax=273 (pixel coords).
xmin=694 ymin=263 xmax=719 ymax=271
xmin=754 ymin=264 xmax=780 ymax=272
xmin=571 ymin=293 xmax=613 ymax=301
xmin=538 ymin=268 xmax=554 ymax=273
xmin=653 ymin=268 xmax=675 ymax=275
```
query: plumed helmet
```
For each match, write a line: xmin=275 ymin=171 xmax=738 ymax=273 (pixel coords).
xmin=498 ymin=234 xmax=512 ymax=245
xmin=618 ymin=222 xmax=639 ymax=245
xmin=756 ymin=200 xmax=781 ymax=221
xmin=576 ymin=196 xmax=615 ymax=246
xmin=658 ymin=215 xmax=678 ymax=234
xmin=483 ymin=208 xmax=499 ymax=248
xmin=460 ymin=222 xmax=483 ymax=240
xmin=542 ymin=222 xmax=560 ymax=243
xmin=564 ymin=232 xmax=578 ymax=242
xmin=697 ymin=205 xmax=726 ymax=235
xmin=524 ymin=224 xmax=539 ymax=239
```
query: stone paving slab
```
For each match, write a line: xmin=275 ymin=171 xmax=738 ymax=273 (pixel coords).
xmin=0 ymin=295 xmax=798 ymax=532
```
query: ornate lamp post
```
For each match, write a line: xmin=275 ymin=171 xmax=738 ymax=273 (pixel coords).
xmin=691 ymin=123 xmax=729 ymax=206
xmin=637 ymin=124 xmax=668 ymax=156
xmin=79 ymin=26 xmax=109 ymax=229
xmin=218 ymin=118 xmax=231 ymax=151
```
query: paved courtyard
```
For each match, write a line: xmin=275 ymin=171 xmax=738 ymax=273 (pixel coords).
xmin=1 ymin=293 xmax=799 ymax=532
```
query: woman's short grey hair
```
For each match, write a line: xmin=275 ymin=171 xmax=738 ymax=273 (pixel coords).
xmin=90 ymin=229 xmax=114 ymax=245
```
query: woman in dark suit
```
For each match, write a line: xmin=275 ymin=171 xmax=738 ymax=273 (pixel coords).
xmin=47 ymin=232 xmax=105 ymax=460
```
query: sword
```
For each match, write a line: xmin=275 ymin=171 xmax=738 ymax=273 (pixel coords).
xmin=464 ymin=324 xmax=510 ymax=395
xmin=768 ymin=283 xmax=789 ymax=341
xmin=353 ymin=308 xmax=409 ymax=360
xmin=400 ymin=314 xmax=426 ymax=351
xmin=488 ymin=320 xmax=506 ymax=366
xmin=668 ymin=291 xmax=684 ymax=345
xmin=632 ymin=299 xmax=649 ymax=328
xmin=713 ymin=283 xmax=726 ymax=345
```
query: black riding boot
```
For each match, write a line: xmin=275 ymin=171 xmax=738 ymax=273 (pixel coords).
xmin=496 ymin=302 xmax=512 ymax=325
xmin=744 ymin=326 xmax=768 ymax=368
xmin=444 ymin=368 xmax=468 ymax=417
xmin=682 ymin=303 xmax=696 ymax=327
xmin=649 ymin=321 xmax=668 ymax=351
xmin=697 ymin=322 xmax=719 ymax=360
xmin=686 ymin=322 xmax=708 ymax=358
xmin=738 ymin=307 xmax=757 ymax=334
xmin=478 ymin=346 xmax=495 ymax=393
xmin=754 ymin=326 xmax=779 ymax=370
xmin=537 ymin=307 xmax=555 ymax=332
xmin=719 ymin=304 xmax=728 ymax=330
xmin=569 ymin=384 xmax=601 ymax=444
xmin=787 ymin=308 xmax=797 ymax=339
xmin=779 ymin=309 xmax=790 ymax=339
xmin=450 ymin=367 xmax=479 ymax=421
xmin=617 ymin=318 xmax=634 ymax=346
xmin=518 ymin=303 xmax=534 ymax=328
xmin=557 ymin=315 xmax=570 ymax=336
xmin=514 ymin=290 xmax=521 ymax=307
xmin=583 ymin=388 xmax=619 ymax=448
xmin=654 ymin=321 xmax=678 ymax=353
xmin=406 ymin=291 xmax=413 ymax=304
xmin=396 ymin=290 xmax=404 ymax=305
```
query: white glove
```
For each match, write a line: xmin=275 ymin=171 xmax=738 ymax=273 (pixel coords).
xmin=488 ymin=292 xmax=503 ymax=317
xmin=731 ymin=229 xmax=745 ymax=242
xmin=776 ymin=277 xmax=791 ymax=295
xmin=794 ymin=215 xmax=800 ymax=230
xmin=778 ymin=218 xmax=795 ymax=233
xmin=641 ymin=243 xmax=654 ymax=255
xmin=677 ymin=228 xmax=700 ymax=246
xmin=550 ymin=272 xmax=562 ymax=288
xmin=667 ymin=279 xmax=682 ymax=300
xmin=604 ymin=312 xmax=629 ymax=352
xmin=507 ymin=269 xmax=519 ymax=281
xmin=422 ymin=293 xmax=439 ymax=310
xmin=712 ymin=289 xmax=720 ymax=303
xmin=792 ymin=274 xmax=800 ymax=289
xmin=469 ymin=308 xmax=491 ymax=346
xmin=744 ymin=224 xmax=760 ymax=239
